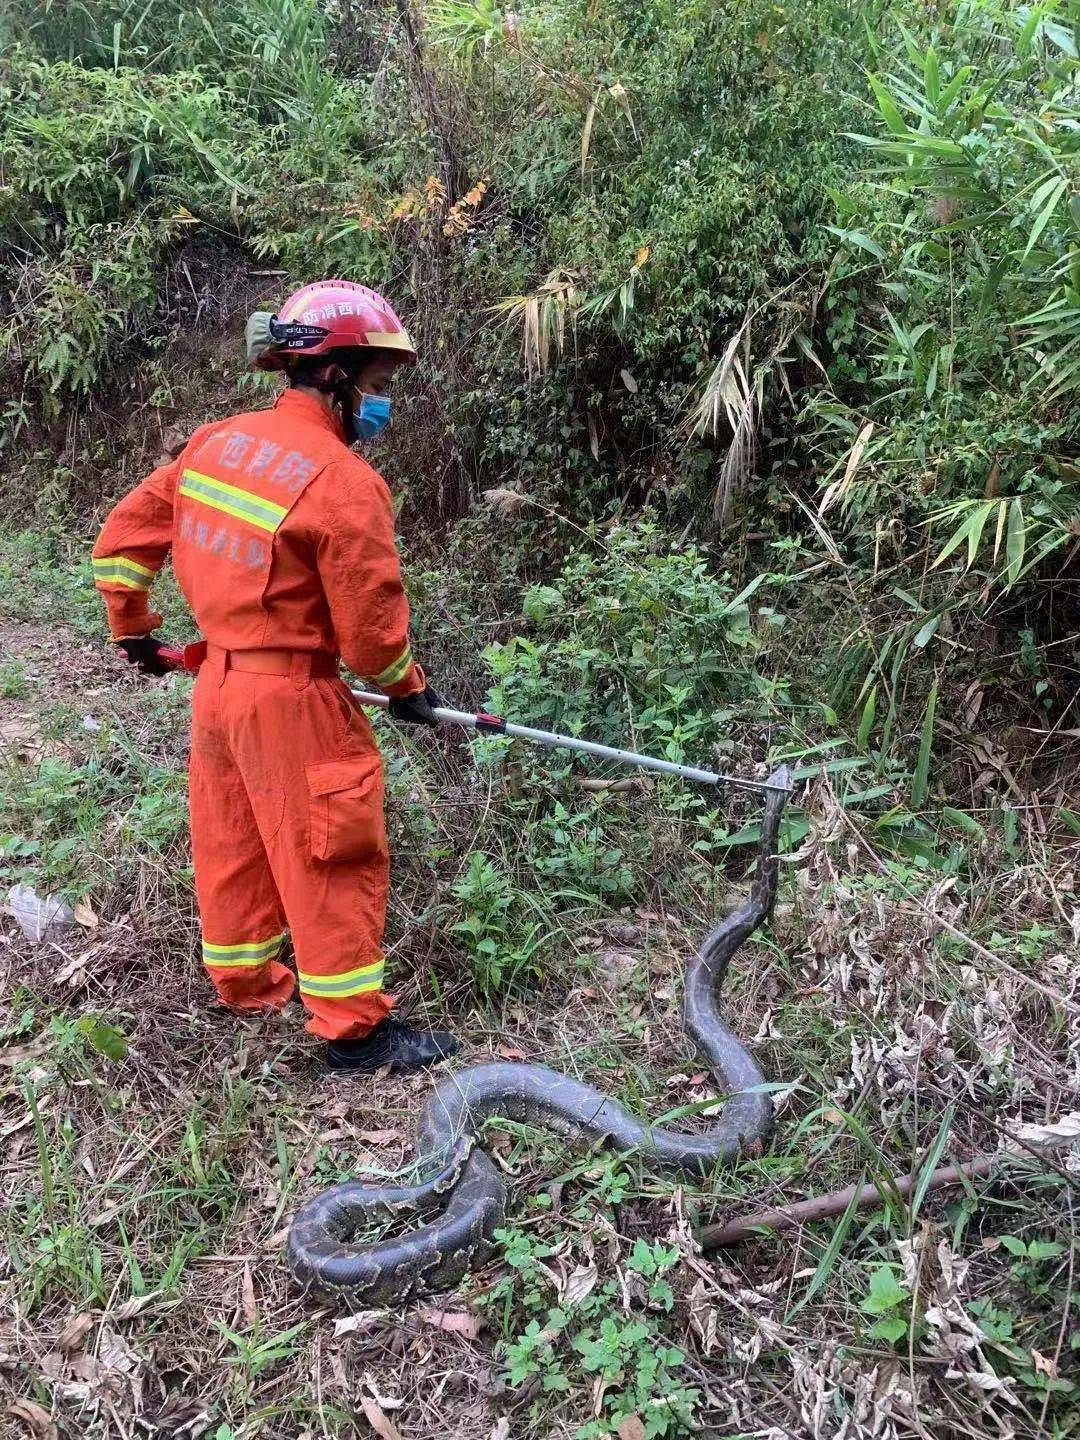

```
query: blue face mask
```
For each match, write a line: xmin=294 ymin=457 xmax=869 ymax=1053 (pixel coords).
xmin=354 ymin=393 xmax=392 ymax=440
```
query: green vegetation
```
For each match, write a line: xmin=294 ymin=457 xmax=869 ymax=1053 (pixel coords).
xmin=1 ymin=0 xmax=1077 ymax=1436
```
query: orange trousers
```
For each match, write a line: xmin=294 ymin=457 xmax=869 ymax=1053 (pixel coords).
xmin=188 ymin=652 xmax=395 ymax=1039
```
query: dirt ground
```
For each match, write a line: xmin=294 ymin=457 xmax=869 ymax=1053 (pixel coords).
xmin=1 ymin=614 xmax=1078 ymax=1440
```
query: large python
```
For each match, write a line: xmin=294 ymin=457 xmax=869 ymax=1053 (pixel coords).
xmin=287 ymin=765 xmax=789 ymax=1303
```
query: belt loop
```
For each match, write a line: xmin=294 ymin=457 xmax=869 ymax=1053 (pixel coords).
xmin=291 ymin=651 xmax=312 ymax=691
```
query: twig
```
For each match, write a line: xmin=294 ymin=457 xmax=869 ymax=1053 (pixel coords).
xmin=699 ymin=1155 xmax=997 ymax=1250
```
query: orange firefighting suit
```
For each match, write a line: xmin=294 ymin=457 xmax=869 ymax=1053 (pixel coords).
xmin=92 ymin=388 xmax=425 ymax=1039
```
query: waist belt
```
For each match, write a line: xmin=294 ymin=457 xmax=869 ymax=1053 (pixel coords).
xmin=201 ymin=642 xmax=338 ymax=680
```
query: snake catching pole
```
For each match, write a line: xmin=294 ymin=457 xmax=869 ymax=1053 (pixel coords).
xmin=351 ymin=689 xmax=791 ymax=795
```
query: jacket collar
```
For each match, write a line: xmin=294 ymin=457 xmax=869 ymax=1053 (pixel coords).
xmin=273 ymin=386 xmax=346 ymax=442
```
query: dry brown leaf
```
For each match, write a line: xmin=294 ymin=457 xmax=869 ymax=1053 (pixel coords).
xmin=110 ymin=1291 xmax=161 ymax=1321
xmin=97 ymin=1326 xmax=139 ymax=1376
xmin=819 ymin=419 xmax=875 ymax=515
xmin=0 ymin=717 xmax=39 ymax=749
xmin=357 ymin=1129 xmax=402 ymax=1146
xmin=73 ymin=898 xmax=99 ymax=930
xmin=0 ymin=1040 xmax=51 ymax=1068
xmin=241 ymin=1262 xmax=256 ymax=1325
xmin=561 ymin=1262 xmax=598 ymax=1305
xmin=1005 ymin=1111 xmax=1080 ymax=1152
xmin=496 ymin=1044 xmax=527 ymax=1061
xmin=143 ymin=1393 xmax=211 ymax=1435
xmin=332 ymin=1311 xmax=386 ymax=1338
xmin=8 ymin=1400 xmax=58 ymax=1439
xmin=1031 ymin=1349 xmax=1057 ymax=1378
xmin=54 ymin=951 xmax=91 ymax=987
xmin=617 ymin=1418 xmax=646 ymax=1440
xmin=419 ymin=1307 xmax=481 ymax=1339
xmin=57 ymin=1313 xmax=94 ymax=1353
xmin=360 ymin=1395 xmax=404 ymax=1440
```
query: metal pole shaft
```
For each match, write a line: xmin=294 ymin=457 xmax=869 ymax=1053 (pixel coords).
xmin=350 ymin=689 xmax=790 ymax=794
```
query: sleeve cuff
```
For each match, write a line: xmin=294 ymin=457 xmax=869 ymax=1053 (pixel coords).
xmin=381 ymin=662 xmax=426 ymax=698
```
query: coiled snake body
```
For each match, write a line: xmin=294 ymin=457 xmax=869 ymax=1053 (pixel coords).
xmin=287 ymin=767 xmax=789 ymax=1303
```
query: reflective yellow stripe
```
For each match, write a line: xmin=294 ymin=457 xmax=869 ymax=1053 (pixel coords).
xmin=297 ymin=959 xmax=385 ymax=997
xmin=179 ymin=469 xmax=288 ymax=534
xmin=92 ymin=556 xmax=156 ymax=591
xmin=203 ymin=932 xmax=284 ymax=969
xmin=375 ymin=645 xmax=413 ymax=688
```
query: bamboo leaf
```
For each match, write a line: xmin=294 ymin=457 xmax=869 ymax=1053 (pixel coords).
xmin=938 ymin=65 xmax=973 ymax=112
xmin=992 ymin=497 xmax=1007 ymax=563
xmin=826 ymin=226 xmax=886 ymax=259
xmin=911 ymin=679 xmax=938 ymax=808
xmin=1016 ymin=7 xmax=1041 ymax=56
xmin=912 ymin=614 xmax=940 ymax=648
xmin=966 ymin=500 xmax=995 ymax=567
xmin=1023 ymin=176 xmax=1067 ymax=261
xmin=1005 ymin=499 xmax=1026 ymax=588
xmin=931 ymin=505 xmax=979 ymax=569
xmin=924 ymin=45 xmax=939 ymax=108
xmin=868 ymin=73 xmax=908 ymax=135
xmin=580 ymin=96 xmax=598 ymax=180
xmin=942 ymin=806 xmax=986 ymax=840
xmin=911 ymin=1105 xmax=955 ymax=1221
xmin=856 ymin=685 xmax=877 ymax=751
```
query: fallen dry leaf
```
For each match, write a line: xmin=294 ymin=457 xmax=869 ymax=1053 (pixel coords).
xmin=360 ymin=1395 xmax=404 ymax=1440
xmin=332 ymin=1311 xmax=386 ymax=1338
xmin=1031 ymin=1349 xmax=1057 ymax=1378
xmin=420 ymin=1307 xmax=481 ymax=1339
xmin=617 ymin=1418 xmax=646 ymax=1440
xmin=56 ymin=1313 xmax=94 ymax=1353
xmin=54 ymin=950 xmax=92 ymax=987
xmin=110 ymin=1291 xmax=161 ymax=1321
xmin=357 ymin=1129 xmax=402 ymax=1146
xmin=496 ymin=1044 xmax=527 ymax=1061
xmin=73 ymin=898 xmax=99 ymax=930
xmin=142 ymin=1393 xmax=211 ymax=1435
xmin=0 ymin=1040 xmax=50 ymax=1068
xmin=8 ymin=1400 xmax=58 ymax=1439
xmin=241 ymin=1262 xmax=256 ymax=1325
xmin=490 ymin=1421 xmax=510 ymax=1440
xmin=361 ymin=1377 xmax=404 ymax=1410
xmin=561 ymin=1262 xmax=598 ymax=1305
xmin=1005 ymin=1111 xmax=1080 ymax=1152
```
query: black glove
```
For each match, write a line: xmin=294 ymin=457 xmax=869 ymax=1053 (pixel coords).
xmin=389 ymin=684 xmax=443 ymax=727
xmin=115 ymin=635 xmax=175 ymax=677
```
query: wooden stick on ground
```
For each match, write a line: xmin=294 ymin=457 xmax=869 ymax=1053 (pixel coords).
xmin=698 ymin=1155 xmax=997 ymax=1251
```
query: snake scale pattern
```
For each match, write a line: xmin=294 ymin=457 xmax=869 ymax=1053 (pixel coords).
xmin=287 ymin=765 xmax=789 ymax=1303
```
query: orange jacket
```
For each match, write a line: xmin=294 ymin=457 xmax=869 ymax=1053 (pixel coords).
xmin=92 ymin=389 xmax=424 ymax=696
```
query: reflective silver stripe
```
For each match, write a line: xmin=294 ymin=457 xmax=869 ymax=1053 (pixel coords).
xmin=297 ymin=959 xmax=385 ymax=997
xmin=92 ymin=556 xmax=155 ymax=591
xmin=179 ymin=469 xmax=287 ymax=534
xmin=202 ymin=932 xmax=284 ymax=969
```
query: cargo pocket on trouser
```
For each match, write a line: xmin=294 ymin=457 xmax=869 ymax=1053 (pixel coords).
xmin=305 ymin=753 xmax=386 ymax=863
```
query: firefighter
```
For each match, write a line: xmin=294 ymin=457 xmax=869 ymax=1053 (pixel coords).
xmin=92 ymin=279 xmax=458 ymax=1072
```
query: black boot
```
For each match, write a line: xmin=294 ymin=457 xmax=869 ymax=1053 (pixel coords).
xmin=326 ymin=1016 xmax=459 ymax=1074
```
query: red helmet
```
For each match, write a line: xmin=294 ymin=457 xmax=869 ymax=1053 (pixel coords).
xmin=246 ymin=279 xmax=416 ymax=371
